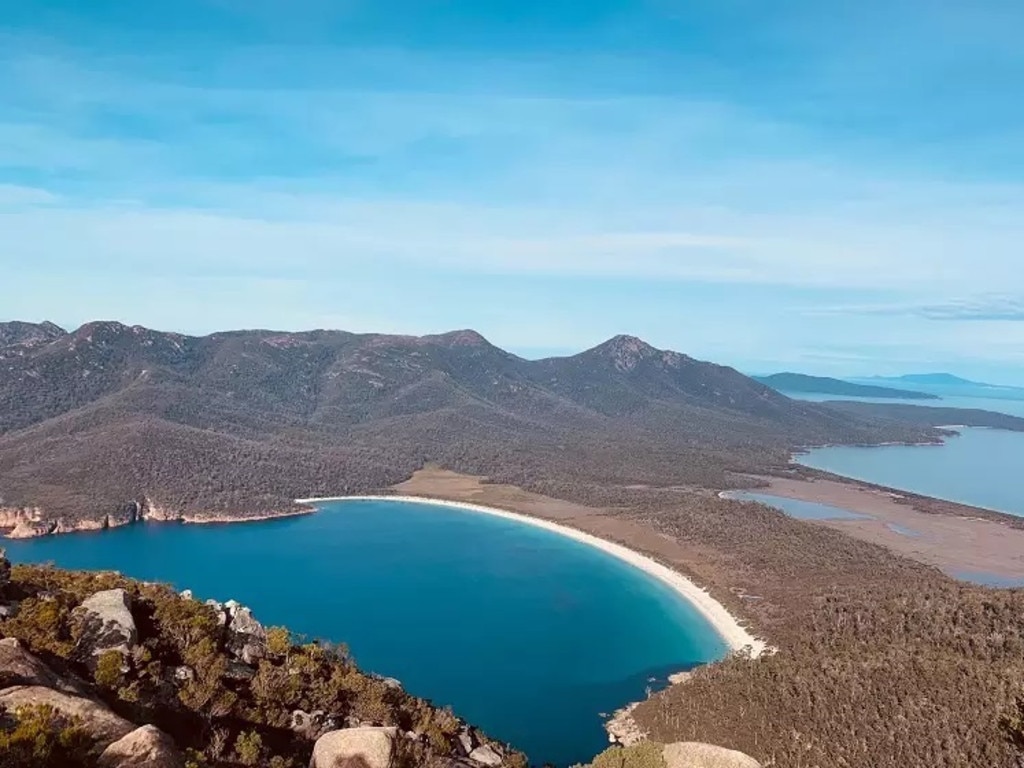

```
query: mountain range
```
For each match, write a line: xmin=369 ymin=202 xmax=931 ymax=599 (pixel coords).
xmin=0 ymin=321 xmax=941 ymax=529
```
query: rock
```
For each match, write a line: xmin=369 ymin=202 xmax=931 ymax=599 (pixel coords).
xmin=0 ymin=685 xmax=134 ymax=748
xmin=0 ymin=637 xmax=86 ymax=694
xmin=224 ymin=659 xmax=256 ymax=681
xmin=662 ymin=742 xmax=762 ymax=768
xmin=468 ymin=744 xmax=503 ymax=767
xmin=225 ymin=601 xmax=267 ymax=664
xmin=98 ymin=725 xmax=185 ymax=768
xmin=311 ymin=726 xmax=398 ymax=768
xmin=456 ymin=728 xmax=476 ymax=756
xmin=72 ymin=588 xmax=137 ymax=660
xmin=173 ymin=666 xmax=195 ymax=684
xmin=0 ymin=548 xmax=10 ymax=585
xmin=0 ymin=604 xmax=17 ymax=620
xmin=380 ymin=676 xmax=403 ymax=690
xmin=204 ymin=599 xmax=229 ymax=628
xmin=179 ymin=589 xmax=193 ymax=600
xmin=292 ymin=710 xmax=339 ymax=740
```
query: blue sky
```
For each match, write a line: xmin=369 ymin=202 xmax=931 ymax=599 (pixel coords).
xmin=2 ymin=1 xmax=1024 ymax=381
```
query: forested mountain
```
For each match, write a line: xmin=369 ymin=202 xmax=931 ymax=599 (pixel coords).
xmin=0 ymin=321 xmax=936 ymax=527
xmin=754 ymin=372 xmax=937 ymax=400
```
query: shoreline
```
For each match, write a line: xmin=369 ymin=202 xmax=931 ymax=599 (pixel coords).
xmin=296 ymin=493 xmax=768 ymax=660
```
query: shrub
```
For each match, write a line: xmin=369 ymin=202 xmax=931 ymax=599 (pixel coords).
xmin=234 ymin=730 xmax=264 ymax=766
xmin=0 ymin=704 xmax=93 ymax=768
xmin=94 ymin=650 xmax=124 ymax=688
xmin=266 ymin=626 xmax=291 ymax=657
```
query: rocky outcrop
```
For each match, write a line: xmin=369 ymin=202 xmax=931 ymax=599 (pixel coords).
xmin=662 ymin=742 xmax=761 ymax=768
xmin=0 ymin=637 xmax=86 ymax=694
xmin=606 ymin=701 xmax=646 ymax=746
xmin=98 ymin=725 xmax=186 ymax=768
xmin=0 ymin=685 xmax=135 ymax=748
xmin=468 ymin=744 xmax=504 ymax=767
xmin=224 ymin=599 xmax=268 ymax=664
xmin=311 ymin=726 xmax=399 ymax=768
xmin=72 ymin=588 xmax=138 ymax=661
xmin=4 ymin=506 xmax=58 ymax=538
xmin=291 ymin=709 xmax=340 ymax=740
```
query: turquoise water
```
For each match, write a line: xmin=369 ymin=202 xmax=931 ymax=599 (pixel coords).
xmin=797 ymin=427 xmax=1024 ymax=519
xmin=2 ymin=499 xmax=726 ymax=766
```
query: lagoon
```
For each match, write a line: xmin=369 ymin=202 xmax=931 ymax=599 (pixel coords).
xmin=2 ymin=498 xmax=727 ymax=766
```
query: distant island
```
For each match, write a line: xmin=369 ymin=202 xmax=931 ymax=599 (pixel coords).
xmin=754 ymin=372 xmax=938 ymax=400
xmin=853 ymin=373 xmax=1024 ymax=401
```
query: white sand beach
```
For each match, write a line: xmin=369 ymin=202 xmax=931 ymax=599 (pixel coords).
xmin=295 ymin=493 xmax=767 ymax=658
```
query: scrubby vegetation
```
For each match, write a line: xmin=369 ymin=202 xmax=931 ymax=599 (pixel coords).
xmin=0 ymin=562 xmax=523 ymax=768
xmin=1003 ymin=692 xmax=1024 ymax=766
xmin=0 ymin=704 xmax=93 ymax=768
xmin=583 ymin=742 xmax=666 ymax=768
xmin=0 ymin=321 xmax=938 ymax=527
xmin=625 ymin=492 xmax=1024 ymax=768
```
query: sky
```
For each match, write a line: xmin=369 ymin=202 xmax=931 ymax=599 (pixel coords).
xmin=2 ymin=2 xmax=1024 ymax=382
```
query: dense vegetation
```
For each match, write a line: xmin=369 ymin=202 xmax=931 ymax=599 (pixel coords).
xmin=617 ymin=490 xmax=1024 ymax=768
xmin=0 ymin=321 xmax=938 ymax=529
xmin=753 ymin=372 xmax=937 ymax=399
xmin=3 ymin=320 xmax=1022 ymax=767
xmin=0 ymin=558 xmax=523 ymax=767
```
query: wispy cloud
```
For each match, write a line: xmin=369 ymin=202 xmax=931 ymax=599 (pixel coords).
xmin=1 ymin=3 xmax=1024 ymax=379
xmin=808 ymin=295 xmax=1024 ymax=322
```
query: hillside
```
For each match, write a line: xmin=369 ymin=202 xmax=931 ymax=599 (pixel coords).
xmin=0 ymin=322 xmax=937 ymax=533
xmin=754 ymin=372 xmax=937 ymax=400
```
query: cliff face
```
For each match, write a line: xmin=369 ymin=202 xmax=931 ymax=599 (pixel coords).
xmin=0 ymin=502 xmax=143 ymax=539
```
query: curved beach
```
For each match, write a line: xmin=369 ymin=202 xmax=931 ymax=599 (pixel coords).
xmin=295 ymin=493 xmax=767 ymax=659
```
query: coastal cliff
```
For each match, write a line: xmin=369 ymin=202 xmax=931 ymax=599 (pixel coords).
xmin=0 ymin=498 xmax=307 ymax=539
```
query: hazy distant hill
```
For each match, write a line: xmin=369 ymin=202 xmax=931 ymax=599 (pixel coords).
xmin=754 ymin=372 xmax=937 ymax=400
xmin=855 ymin=373 xmax=1024 ymax=400
xmin=0 ymin=321 xmax=937 ymax=526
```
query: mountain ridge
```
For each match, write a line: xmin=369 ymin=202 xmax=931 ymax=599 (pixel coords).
xmin=0 ymin=320 xmax=936 ymax=530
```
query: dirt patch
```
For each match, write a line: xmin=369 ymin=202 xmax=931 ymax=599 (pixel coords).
xmin=751 ymin=475 xmax=1024 ymax=581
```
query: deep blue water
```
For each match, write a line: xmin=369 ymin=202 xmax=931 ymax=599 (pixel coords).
xmin=2 ymin=499 xmax=726 ymax=766
xmin=797 ymin=427 xmax=1024 ymax=519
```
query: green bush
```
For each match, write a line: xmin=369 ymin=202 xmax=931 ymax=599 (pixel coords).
xmin=94 ymin=649 xmax=124 ymax=688
xmin=234 ymin=730 xmax=264 ymax=766
xmin=0 ymin=704 xmax=93 ymax=768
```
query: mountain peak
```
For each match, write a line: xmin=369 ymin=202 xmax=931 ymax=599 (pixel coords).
xmin=589 ymin=335 xmax=661 ymax=372
xmin=0 ymin=320 xmax=67 ymax=350
xmin=423 ymin=329 xmax=491 ymax=348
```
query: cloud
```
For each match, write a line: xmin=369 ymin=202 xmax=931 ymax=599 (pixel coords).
xmin=808 ymin=295 xmax=1024 ymax=322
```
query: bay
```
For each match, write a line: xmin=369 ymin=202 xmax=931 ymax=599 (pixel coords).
xmin=797 ymin=427 xmax=1024 ymax=519
xmin=2 ymin=498 xmax=727 ymax=766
